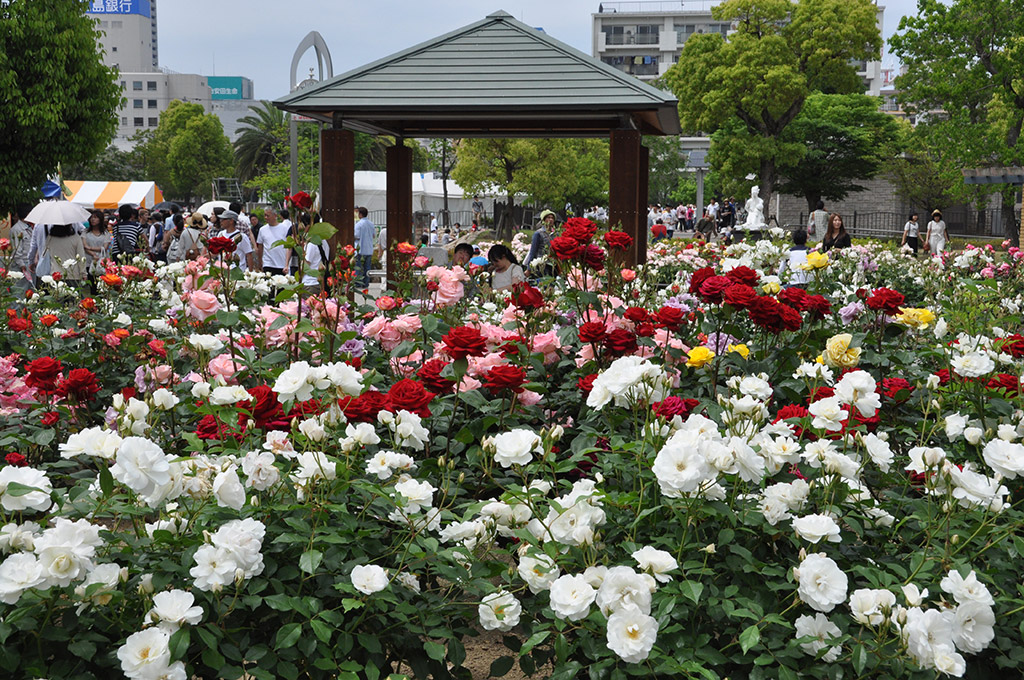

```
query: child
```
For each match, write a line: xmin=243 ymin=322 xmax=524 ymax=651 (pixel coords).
xmin=778 ymin=229 xmax=811 ymax=288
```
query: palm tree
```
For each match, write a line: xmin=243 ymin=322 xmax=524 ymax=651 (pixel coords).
xmin=233 ymin=101 xmax=287 ymax=184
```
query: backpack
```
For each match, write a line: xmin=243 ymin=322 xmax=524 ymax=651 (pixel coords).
xmin=114 ymin=223 xmax=140 ymax=255
xmin=166 ymin=234 xmax=183 ymax=263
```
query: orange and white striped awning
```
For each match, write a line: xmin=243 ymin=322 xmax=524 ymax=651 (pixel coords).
xmin=65 ymin=181 xmax=165 ymax=210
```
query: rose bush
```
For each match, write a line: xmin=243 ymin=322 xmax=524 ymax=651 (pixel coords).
xmin=0 ymin=226 xmax=1022 ymax=679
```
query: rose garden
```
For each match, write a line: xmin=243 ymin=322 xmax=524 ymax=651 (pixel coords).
xmin=0 ymin=219 xmax=1023 ymax=680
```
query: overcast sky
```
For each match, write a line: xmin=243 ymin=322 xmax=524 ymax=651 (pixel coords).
xmin=157 ymin=0 xmax=922 ymax=101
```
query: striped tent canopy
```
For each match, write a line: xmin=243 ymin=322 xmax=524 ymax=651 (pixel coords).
xmin=65 ymin=181 xmax=165 ymax=210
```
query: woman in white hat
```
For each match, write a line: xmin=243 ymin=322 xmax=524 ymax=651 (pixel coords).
xmin=923 ymin=209 xmax=946 ymax=256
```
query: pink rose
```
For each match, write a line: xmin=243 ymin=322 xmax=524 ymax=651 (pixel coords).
xmin=188 ymin=291 xmax=221 ymax=321
xmin=208 ymin=353 xmax=241 ymax=382
xmin=458 ymin=375 xmax=482 ymax=392
xmin=391 ymin=314 xmax=422 ymax=336
xmin=376 ymin=296 xmax=398 ymax=311
xmin=151 ymin=364 xmax=176 ymax=385
xmin=621 ymin=268 xmax=636 ymax=282
xmin=435 ymin=279 xmax=465 ymax=307
xmin=517 ymin=389 xmax=543 ymax=406
xmin=530 ymin=330 xmax=562 ymax=364
xmin=414 ymin=256 xmax=430 ymax=268
xmin=389 ymin=350 xmax=423 ymax=378
xmin=467 ymin=352 xmax=505 ymax=377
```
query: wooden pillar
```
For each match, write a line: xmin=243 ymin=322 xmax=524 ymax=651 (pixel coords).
xmin=609 ymin=129 xmax=642 ymax=266
xmin=386 ymin=143 xmax=413 ymax=285
xmin=320 ymin=127 xmax=354 ymax=252
xmin=637 ymin=143 xmax=649 ymax=265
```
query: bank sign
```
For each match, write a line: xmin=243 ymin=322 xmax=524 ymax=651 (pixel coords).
xmin=208 ymin=77 xmax=245 ymax=100
xmin=86 ymin=0 xmax=152 ymax=16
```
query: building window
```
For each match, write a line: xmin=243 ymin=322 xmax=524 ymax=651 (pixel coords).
xmin=133 ymin=81 xmax=142 ymax=90
xmin=133 ymin=99 xmax=143 ymax=108
xmin=111 ymin=20 xmax=122 ymax=28
xmin=134 ymin=117 xmax=144 ymax=127
xmin=148 ymin=118 xmax=158 ymax=127
xmin=121 ymin=117 xmax=128 ymax=126
xmin=147 ymin=81 xmax=157 ymax=91
xmin=148 ymin=100 xmax=157 ymax=108
xmin=112 ymin=46 xmax=117 ymax=52
xmin=120 ymin=81 xmax=126 ymax=88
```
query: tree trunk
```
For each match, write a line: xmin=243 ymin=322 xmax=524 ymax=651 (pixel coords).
xmin=441 ymin=143 xmax=450 ymax=228
xmin=805 ymin=194 xmax=819 ymax=217
xmin=760 ymin=157 xmax=777 ymax=220
xmin=1004 ymin=189 xmax=1020 ymax=248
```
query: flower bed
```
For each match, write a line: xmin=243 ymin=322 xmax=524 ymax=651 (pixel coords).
xmin=0 ymin=223 xmax=1023 ymax=679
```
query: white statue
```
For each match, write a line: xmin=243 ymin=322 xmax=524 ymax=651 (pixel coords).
xmin=743 ymin=186 xmax=765 ymax=227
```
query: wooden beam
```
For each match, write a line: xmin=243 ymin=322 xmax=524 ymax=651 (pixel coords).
xmin=386 ymin=143 xmax=414 ymax=287
xmin=636 ymin=143 xmax=649 ymax=265
xmin=320 ymin=128 xmax=355 ymax=252
xmin=609 ymin=129 xmax=642 ymax=267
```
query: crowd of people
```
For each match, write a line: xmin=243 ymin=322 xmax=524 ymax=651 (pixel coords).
xmin=6 ymin=199 xmax=354 ymax=295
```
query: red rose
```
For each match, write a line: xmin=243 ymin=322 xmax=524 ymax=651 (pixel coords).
xmin=623 ymin=307 xmax=649 ymax=324
xmin=698 ymin=275 xmax=732 ymax=304
xmin=244 ymin=385 xmax=288 ymax=430
xmin=865 ymin=287 xmax=905 ymax=314
xmin=882 ymin=377 xmax=913 ymax=402
xmin=604 ymin=328 xmax=638 ymax=356
xmin=286 ymin=191 xmax=313 ymax=210
xmin=339 ymin=390 xmax=390 ymax=423
xmin=747 ymin=297 xmax=785 ymax=333
xmin=655 ymin=305 xmax=685 ymax=329
xmin=25 ymin=357 xmax=62 ymax=391
xmin=4 ymin=452 xmax=27 ymax=467
xmin=80 ymin=298 xmax=96 ymax=311
xmin=195 ymin=414 xmax=246 ymax=441
xmin=603 ymin=230 xmax=633 ymax=251
xmin=549 ymin=236 xmax=582 ymax=260
xmin=582 ymin=244 xmax=606 ymax=271
xmin=999 ymin=334 xmax=1024 ymax=357
xmin=484 ymin=365 xmax=528 ymax=394
xmin=778 ymin=303 xmax=803 ymax=331
xmin=148 ymin=339 xmax=167 ymax=358
xmin=722 ymin=284 xmax=758 ymax=309
xmin=39 ymin=314 xmax=58 ymax=327
xmin=287 ymin=398 xmax=323 ymax=420
xmin=636 ymin=322 xmax=655 ymax=337
xmin=206 ymin=236 xmax=237 ymax=255
xmin=442 ymin=325 xmax=488 ymax=359
xmin=778 ymin=287 xmax=809 ymax=311
xmin=688 ymin=267 xmax=715 ymax=295
xmin=512 ymin=283 xmax=544 ymax=311
xmin=417 ymin=359 xmax=455 ymax=394
xmin=57 ymin=368 xmax=100 ymax=402
xmin=652 ymin=397 xmax=700 ymax=418
xmin=803 ymin=295 xmax=832 ymax=320
xmin=725 ymin=266 xmax=759 ymax=287
xmin=987 ymin=373 xmax=1021 ymax=396
xmin=499 ymin=335 xmax=526 ymax=357
xmin=773 ymin=404 xmax=814 ymax=440
xmin=934 ymin=369 xmax=951 ymax=386
xmin=562 ymin=217 xmax=598 ymax=244
xmin=387 ymin=379 xmax=435 ymax=418
xmin=578 ymin=321 xmax=607 ymax=343
xmin=7 ymin=317 xmax=31 ymax=332
xmin=808 ymin=386 xmax=836 ymax=403
xmin=40 ymin=411 xmax=60 ymax=426
xmin=578 ymin=374 xmax=598 ymax=394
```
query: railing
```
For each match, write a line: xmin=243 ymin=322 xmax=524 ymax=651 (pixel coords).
xmin=795 ymin=209 xmax=1014 ymax=239
xmin=604 ymin=33 xmax=661 ymax=45
xmin=598 ymin=1 xmax=719 ymax=13
xmin=366 ymin=210 xmax=483 ymax=234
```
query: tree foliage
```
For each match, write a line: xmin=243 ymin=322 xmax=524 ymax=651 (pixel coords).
xmin=775 ymin=93 xmax=901 ymax=212
xmin=62 ymin=144 xmax=146 ymax=183
xmin=0 ymin=0 xmax=122 ymax=210
xmin=451 ymin=138 xmax=608 ymax=238
xmin=663 ymin=0 xmax=881 ymax=212
xmin=134 ymin=101 xmax=233 ymax=201
xmin=890 ymin=0 xmax=1024 ymax=241
xmin=234 ymin=101 xmax=288 ymax=185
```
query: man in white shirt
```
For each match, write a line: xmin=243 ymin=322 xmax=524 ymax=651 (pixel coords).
xmin=256 ymin=208 xmax=291 ymax=275
xmin=218 ymin=210 xmax=254 ymax=271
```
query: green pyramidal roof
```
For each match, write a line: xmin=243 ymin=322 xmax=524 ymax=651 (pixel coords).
xmin=274 ymin=10 xmax=680 ymax=137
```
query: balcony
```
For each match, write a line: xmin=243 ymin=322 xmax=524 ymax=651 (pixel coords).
xmin=604 ymin=32 xmax=660 ymax=45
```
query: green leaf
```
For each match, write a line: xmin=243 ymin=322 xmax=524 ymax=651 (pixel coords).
xmin=299 ymin=549 xmax=323 ymax=575
xmin=739 ymin=624 xmax=761 ymax=654
xmin=342 ymin=598 xmax=364 ymax=612
xmin=201 ymin=646 xmax=225 ymax=670
xmin=168 ymin=628 xmax=190 ymax=663
xmin=1 ymin=481 xmax=45 ymax=497
xmin=99 ymin=465 xmax=114 ymax=497
xmin=308 ymin=222 xmax=338 ymax=243
xmin=275 ymin=623 xmax=302 ymax=650
xmin=490 ymin=656 xmax=515 ymax=677
xmin=852 ymin=643 xmax=868 ymax=674
xmin=423 ymin=640 xmax=446 ymax=662
xmin=680 ymin=580 xmax=704 ymax=605
xmin=520 ymin=631 xmax=549 ymax=656
xmin=310 ymin=619 xmax=332 ymax=643
xmin=67 ymin=639 xmax=96 ymax=661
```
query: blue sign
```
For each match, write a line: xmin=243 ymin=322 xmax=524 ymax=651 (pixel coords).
xmin=86 ymin=0 xmax=151 ymax=17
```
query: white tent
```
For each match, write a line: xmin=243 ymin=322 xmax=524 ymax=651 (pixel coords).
xmin=354 ymin=172 xmax=482 ymax=215
xmin=65 ymin=181 xmax=165 ymax=210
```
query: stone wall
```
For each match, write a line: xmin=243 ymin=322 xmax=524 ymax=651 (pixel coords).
xmin=774 ymin=177 xmax=905 ymax=228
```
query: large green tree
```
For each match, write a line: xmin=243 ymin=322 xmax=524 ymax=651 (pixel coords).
xmin=0 ymin=0 xmax=122 ymax=210
xmin=662 ymin=0 xmax=881 ymax=213
xmin=62 ymin=143 xmax=146 ymax=182
xmin=451 ymin=138 xmax=608 ymax=239
xmin=775 ymin=93 xmax=901 ymax=212
xmin=136 ymin=101 xmax=233 ymax=201
xmin=890 ymin=0 xmax=1024 ymax=241
xmin=234 ymin=101 xmax=287 ymax=185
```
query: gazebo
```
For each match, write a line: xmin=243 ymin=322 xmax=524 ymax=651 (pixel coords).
xmin=274 ymin=10 xmax=680 ymax=267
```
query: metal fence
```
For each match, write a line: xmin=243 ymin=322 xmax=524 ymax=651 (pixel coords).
xmin=796 ymin=208 xmax=1014 ymax=240
xmin=367 ymin=209 xmax=482 ymax=232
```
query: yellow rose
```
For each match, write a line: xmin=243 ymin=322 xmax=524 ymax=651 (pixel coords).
xmin=895 ymin=307 xmax=936 ymax=329
xmin=686 ymin=346 xmax=716 ymax=368
xmin=727 ymin=343 xmax=750 ymax=359
xmin=823 ymin=333 xmax=861 ymax=368
xmin=761 ymin=280 xmax=781 ymax=295
xmin=800 ymin=251 xmax=830 ymax=270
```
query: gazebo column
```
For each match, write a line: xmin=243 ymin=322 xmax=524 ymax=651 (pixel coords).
xmin=386 ymin=142 xmax=413 ymax=286
xmin=637 ymin=144 xmax=649 ymax=265
xmin=609 ymin=129 xmax=643 ymax=266
xmin=320 ymin=125 xmax=355 ymax=252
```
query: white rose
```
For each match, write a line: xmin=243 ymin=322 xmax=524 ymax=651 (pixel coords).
xmin=848 ymin=588 xmax=896 ymax=626
xmin=901 ymin=583 xmax=928 ymax=607
xmin=492 ymin=429 xmax=542 ymax=468
xmin=209 ymin=385 xmax=249 ymax=406
xmin=631 ymin=546 xmax=678 ymax=583
xmin=834 ymin=370 xmax=881 ymax=418
xmin=793 ymin=613 xmax=842 ymax=662
xmin=241 ymin=451 xmax=279 ymax=491
xmin=147 ymin=589 xmax=204 ymax=631
xmin=478 ymin=590 xmax=521 ymax=631
xmin=904 ymin=608 xmax=954 ymax=665
xmin=113 ymin=312 xmax=132 ymax=326
xmin=596 ymin=566 xmax=656 ymax=616
xmin=794 ymin=553 xmax=848 ymax=613
xmin=151 ymin=388 xmax=179 ymax=410
xmin=117 ymin=628 xmax=183 ymax=680
xmin=548 ymin=574 xmax=596 ymax=621
xmin=862 ymin=433 xmax=893 ymax=472
xmin=191 ymin=381 xmax=211 ymax=399
xmin=939 ymin=569 xmax=994 ymax=606
xmin=324 ymin=362 xmax=363 ymax=396
xmin=792 ymin=514 xmax=841 ymax=544
xmin=350 ymin=564 xmax=389 ymax=594
xmin=212 ymin=465 xmax=246 ymax=510
xmin=394 ymin=478 xmax=435 ymax=514
xmin=605 ymin=605 xmax=658 ymax=663
xmin=951 ymin=352 xmax=995 ymax=378
xmin=950 ymin=601 xmax=995 ymax=654
xmin=0 ymin=467 xmax=52 ymax=513
xmin=517 ymin=552 xmax=560 ymax=593
xmin=807 ymin=397 xmax=847 ymax=432
xmin=273 ymin=361 xmax=314 ymax=403
xmin=298 ymin=416 xmax=326 ymax=442
xmin=125 ymin=397 xmax=150 ymax=421
xmin=111 ymin=437 xmax=180 ymax=508
xmin=982 ymin=439 xmax=1024 ymax=479
xmin=906 ymin=446 xmax=946 ymax=474
xmin=0 ymin=553 xmax=47 ymax=604
xmin=188 ymin=334 xmax=224 ymax=352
